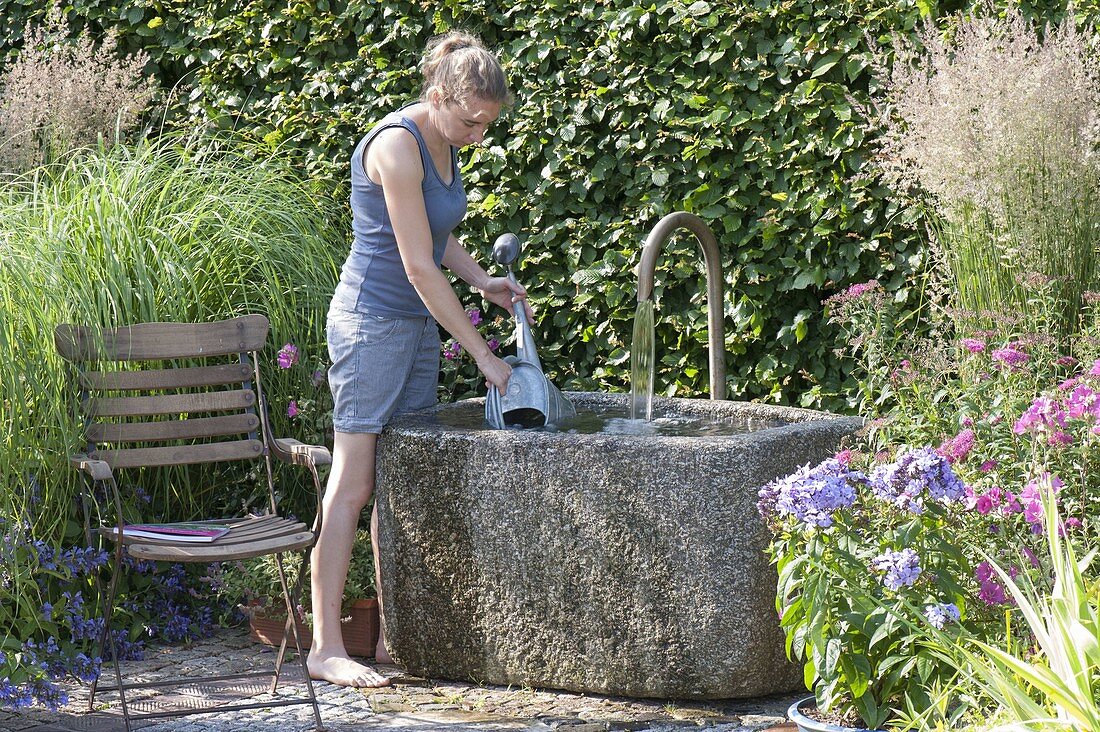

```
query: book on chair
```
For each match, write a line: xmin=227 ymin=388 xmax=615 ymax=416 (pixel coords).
xmin=103 ymin=521 xmax=231 ymax=543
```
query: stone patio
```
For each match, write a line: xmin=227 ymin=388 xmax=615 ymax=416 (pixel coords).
xmin=0 ymin=627 xmax=802 ymax=732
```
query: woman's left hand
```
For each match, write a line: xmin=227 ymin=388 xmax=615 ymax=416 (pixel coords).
xmin=481 ymin=276 xmax=534 ymax=324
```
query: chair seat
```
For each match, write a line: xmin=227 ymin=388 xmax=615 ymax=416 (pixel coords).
xmin=108 ymin=515 xmax=314 ymax=562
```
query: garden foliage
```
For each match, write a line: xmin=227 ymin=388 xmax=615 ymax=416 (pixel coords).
xmin=0 ymin=0 xmax=970 ymax=407
xmin=863 ymin=2 xmax=1100 ymax=341
xmin=0 ymin=135 xmax=345 ymax=707
xmin=768 ymin=276 xmax=1100 ymax=728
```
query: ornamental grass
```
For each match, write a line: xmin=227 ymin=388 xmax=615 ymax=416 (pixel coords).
xmin=0 ymin=133 xmax=344 ymax=708
xmin=862 ymin=2 xmax=1100 ymax=343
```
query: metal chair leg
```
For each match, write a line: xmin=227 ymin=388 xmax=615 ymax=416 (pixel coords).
xmin=273 ymin=550 xmax=325 ymax=730
xmin=96 ymin=549 xmax=133 ymax=732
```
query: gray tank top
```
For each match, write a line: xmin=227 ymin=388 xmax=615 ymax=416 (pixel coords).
xmin=331 ymin=108 xmax=467 ymax=317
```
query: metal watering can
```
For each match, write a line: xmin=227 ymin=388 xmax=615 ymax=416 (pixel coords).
xmin=484 ymin=233 xmax=577 ymax=430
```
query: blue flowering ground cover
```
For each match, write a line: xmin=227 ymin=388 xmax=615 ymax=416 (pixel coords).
xmin=0 ymin=516 xmax=222 ymax=710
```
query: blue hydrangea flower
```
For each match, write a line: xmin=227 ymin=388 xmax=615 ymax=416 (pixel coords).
xmin=872 ymin=548 xmax=922 ymax=590
xmin=869 ymin=447 xmax=966 ymax=512
xmin=924 ymin=602 xmax=961 ymax=629
xmin=758 ymin=458 xmax=863 ymax=527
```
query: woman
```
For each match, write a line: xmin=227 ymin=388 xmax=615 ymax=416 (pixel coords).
xmin=307 ymin=30 xmax=530 ymax=688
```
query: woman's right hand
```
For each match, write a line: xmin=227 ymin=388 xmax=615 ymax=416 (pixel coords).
xmin=475 ymin=352 xmax=511 ymax=394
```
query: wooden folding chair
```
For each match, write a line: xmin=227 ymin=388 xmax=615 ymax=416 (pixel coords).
xmin=54 ymin=314 xmax=328 ymax=731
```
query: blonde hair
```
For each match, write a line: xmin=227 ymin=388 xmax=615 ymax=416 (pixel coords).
xmin=420 ymin=30 xmax=513 ymax=107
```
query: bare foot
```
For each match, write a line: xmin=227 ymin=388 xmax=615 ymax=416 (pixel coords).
xmin=307 ymin=649 xmax=390 ymax=688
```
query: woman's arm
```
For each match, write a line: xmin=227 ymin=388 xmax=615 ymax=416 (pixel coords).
xmin=442 ymin=234 xmax=534 ymax=323
xmin=369 ymin=128 xmax=511 ymax=391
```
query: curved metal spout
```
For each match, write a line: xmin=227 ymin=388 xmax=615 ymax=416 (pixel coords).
xmin=636 ymin=211 xmax=726 ymax=400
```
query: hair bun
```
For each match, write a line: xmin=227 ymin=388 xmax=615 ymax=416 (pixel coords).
xmin=420 ymin=30 xmax=513 ymax=107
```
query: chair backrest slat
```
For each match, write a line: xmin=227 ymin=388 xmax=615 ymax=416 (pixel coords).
xmin=86 ymin=389 xmax=256 ymax=418
xmin=80 ymin=363 xmax=253 ymax=391
xmin=55 ymin=315 xmax=268 ymax=361
xmin=56 ymin=314 xmax=272 ymax=474
xmin=92 ymin=439 xmax=265 ymax=469
xmin=87 ymin=413 xmax=261 ymax=443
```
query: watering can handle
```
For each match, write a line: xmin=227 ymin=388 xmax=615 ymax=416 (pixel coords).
xmin=507 ymin=270 xmax=541 ymax=372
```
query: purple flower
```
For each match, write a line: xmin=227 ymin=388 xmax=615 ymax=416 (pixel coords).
xmin=1065 ymin=385 xmax=1099 ymax=420
xmin=277 ymin=343 xmax=299 ymax=369
xmin=1018 ymin=473 xmax=1063 ymax=530
xmin=937 ymin=428 xmax=975 ymax=463
xmin=980 ymin=459 xmax=998 ymax=472
xmin=924 ymin=602 xmax=961 ymax=629
xmin=757 ymin=458 xmax=862 ymax=527
xmin=442 ymin=341 xmax=462 ymax=361
xmin=1055 ymin=356 xmax=1079 ymax=367
xmin=976 ymin=561 xmax=1009 ymax=605
xmin=1090 ymin=359 xmax=1100 ymax=377
xmin=991 ymin=342 xmax=1029 ymax=370
xmin=872 ymin=548 xmax=922 ymax=590
xmin=487 ymin=337 xmax=500 ymax=353
xmin=467 ymin=308 xmax=482 ymax=326
xmin=961 ymin=338 xmax=986 ymax=354
xmin=869 ymin=447 xmax=966 ymax=512
xmin=311 ymin=369 xmax=326 ymax=387
xmin=287 ymin=400 xmax=299 ymax=418
xmin=1013 ymin=396 xmax=1066 ymax=435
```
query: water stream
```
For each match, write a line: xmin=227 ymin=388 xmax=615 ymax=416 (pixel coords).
xmin=629 ymin=299 xmax=655 ymax=421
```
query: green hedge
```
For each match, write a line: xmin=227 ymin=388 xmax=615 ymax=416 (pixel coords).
xmin=2 ymin=0 xmax=1093 ymax=410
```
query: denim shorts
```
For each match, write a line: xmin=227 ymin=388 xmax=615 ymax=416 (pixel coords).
xmin=326 ymin=305 xmax=440 ymax=434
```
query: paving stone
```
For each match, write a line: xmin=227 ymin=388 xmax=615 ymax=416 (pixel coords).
xmin=3 ymin=627 xmax=799 ymax=732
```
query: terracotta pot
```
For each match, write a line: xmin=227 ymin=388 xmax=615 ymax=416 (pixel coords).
xmin=248 ymin=598 xmax=379 ymax=658
xmin=787 ymin=697 xmax=886 ymax=732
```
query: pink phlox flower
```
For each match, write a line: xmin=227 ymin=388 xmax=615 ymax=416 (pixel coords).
xmin=487 ymin=337 xmax=500 ymax=352
xmin=972 ymin=486 xmax=1003 ymax=515
xmin=1055 ymin=356 xmax=1079 ymax=367
xmin=835 ymin=449 xmax=855 ymax=465
xmin=1058 ymin=377 xmax=1081 ymax=391
xmin=976 ymin=561 xmax=1009 ymax=605
xmin=1013 ymin=396 xmax=1066 ymax=435
xmin=1062 ymin=517 xmax=1083 ymax=535
xmin=1047 ymin=431 xmax=1074 ymax=447
xmin=980 ymin=459 xmax=998 ymax=472
xmin=961 ymin=416 xmax=974 ymax=427
xmin=1065 ymin=384 xmax=1099 ymax=420
xmin=961 ymin=338 xmax=986 ymax=353
xmin=1093 ymin=424 xmax=1100 ymax=436
xmin=991 ymin=342 xmax=1030 ymax=370
xmin=1019 ymin=474 xmax=1063 ymax=528
xmin=1002 ymin=491 xmax=1022 ymax=515
xmin=287 ymin=400 xmax=299 ymax=418
xmin=466 ymin=308 xmax=482 ymax=326
xmin=277 ymin=343 xmax=299 ymax=369
xmin=1090 ymin=359 xmax=1100 ymax=377
xmin=963 ymin=484 xmax=978 ymax=509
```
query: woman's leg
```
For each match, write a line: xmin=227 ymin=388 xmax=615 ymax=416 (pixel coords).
xmin=370 ymin=500 xmax=392 ymax=663
xmin=306 ymin=430 xmax=390 ymax=688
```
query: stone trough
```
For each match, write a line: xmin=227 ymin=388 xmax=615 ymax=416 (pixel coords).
xmin=374 ymin=392 xmax=861 ymax=699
